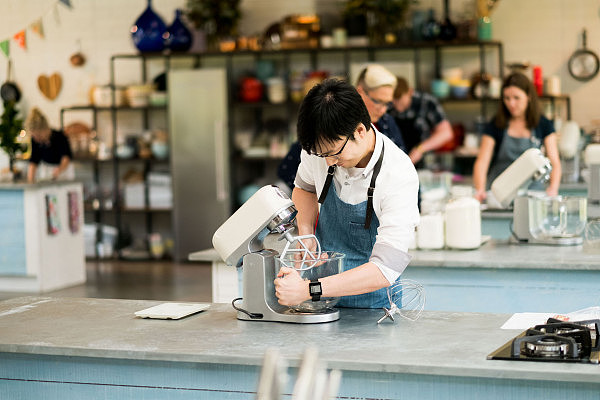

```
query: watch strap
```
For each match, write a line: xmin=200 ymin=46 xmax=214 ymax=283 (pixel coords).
xmin=309 ymin=279 xmax=322 ymax=302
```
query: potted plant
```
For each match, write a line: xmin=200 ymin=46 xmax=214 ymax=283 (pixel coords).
xmin=0 ymin=100 xmax=23 ymax=179
xmin=344 ymin=0 xmax=415 ymax=44
xmin=185 ymin=0 xmax=242 ymax=51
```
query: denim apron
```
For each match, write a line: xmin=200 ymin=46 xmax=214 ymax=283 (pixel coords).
xmin=487 ymin=128 xmax=544 ymax=190
xmin=315 ymin=144 xmax=396 ymax=308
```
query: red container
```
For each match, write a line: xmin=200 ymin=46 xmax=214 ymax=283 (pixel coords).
xmin=532 ymin=65 xmax=543 ymax=96
xmin=239 ymin=76 xmax=264 ymax=102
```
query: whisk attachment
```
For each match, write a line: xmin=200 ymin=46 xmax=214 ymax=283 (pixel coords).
xmin=377 ymin=279 xmax=426 ymax=323
xmin=278 ymin=227 xmax=322 ymax=271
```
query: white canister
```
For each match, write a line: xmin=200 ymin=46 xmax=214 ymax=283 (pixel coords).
xmin=417 ymin=213 xmax=445 ymax=249
xmin=545 ymin=75 xmax=561 ymax=96
xmin=445 ymin=197 xmax=481 ymax=249
xmin=266 ymin=77 xmax=286 ymax=104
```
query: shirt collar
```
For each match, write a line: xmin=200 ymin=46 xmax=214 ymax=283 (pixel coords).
xmin=359 ymin=124 xmax=383 ymax=178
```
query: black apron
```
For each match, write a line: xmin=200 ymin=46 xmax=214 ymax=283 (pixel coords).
xmin=318 ymin=144 xmax=385 ymax=229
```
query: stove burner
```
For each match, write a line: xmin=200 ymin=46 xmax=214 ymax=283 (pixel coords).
xmin=488 ymin=319 xmax=600 ymax=364
xmin=523 ymin=337 xmax=571 ymax=357
xmin=513 ymin=334 xmax=579 ymax=359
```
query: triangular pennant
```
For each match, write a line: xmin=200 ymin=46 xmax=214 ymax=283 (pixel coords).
xmin=0 ymin=40 xmax=9 ymax=58
xmin=58 ymin=0 xmax=72 ymax=8
xmin=53 ymin=3 xmax=60 ymax=25
xmin=31 ymin=19 xmax=44 ymax=38
xmin=13 ymin=30 xmax=26 ymax=50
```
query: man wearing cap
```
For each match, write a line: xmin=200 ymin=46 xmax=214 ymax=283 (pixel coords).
xmin=389 ymin=76 xmax=453 ymax=165
xmin=274 ymin=78 xmax=419 ymax=309
xmin=277 ymin=64 xmax=406 ymax=190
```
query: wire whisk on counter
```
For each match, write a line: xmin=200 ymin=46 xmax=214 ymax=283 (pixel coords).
xmin=377 ymin=279 xmax=426 ymax=324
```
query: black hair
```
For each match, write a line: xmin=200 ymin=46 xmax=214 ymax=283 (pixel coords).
xmin=297 ymin=78 xmax=371 ymax=154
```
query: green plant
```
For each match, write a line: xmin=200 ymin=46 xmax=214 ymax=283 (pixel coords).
xmin=0 ymin=100 xmax=23 ymax=171
xmin=344 ymin=0 xmax=416 ymax=42
xmin=185 ymin=0 xmax=242 ymax=39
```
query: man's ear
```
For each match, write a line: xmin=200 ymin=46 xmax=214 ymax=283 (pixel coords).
xmin=355 ymin=123 xmax=368 ymax=139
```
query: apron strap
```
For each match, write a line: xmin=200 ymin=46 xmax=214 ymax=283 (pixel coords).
xmin=318 ymin=165 xmax=336 ymax=204
xmin=365 ymin=144 xmax=385 ymax=229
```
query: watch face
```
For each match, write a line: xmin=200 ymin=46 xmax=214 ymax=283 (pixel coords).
xmin=309 ymin=281 xmax=322 ymax=295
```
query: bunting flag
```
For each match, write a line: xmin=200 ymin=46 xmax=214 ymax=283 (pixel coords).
xmin=13 ymin=30 xmax=26 ymax=50
xmin=0 ymin=40 xmax=9 ymax=58
xmin=0 ymin=0 xmax=74 ymax=55
xmin=31 ymin=19 xmax=44 ymax=38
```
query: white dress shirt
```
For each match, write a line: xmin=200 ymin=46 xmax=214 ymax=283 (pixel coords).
xmin=294 ymin=126 xmax=420 ymax=283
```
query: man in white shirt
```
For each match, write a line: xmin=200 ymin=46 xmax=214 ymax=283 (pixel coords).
xmin=274 ymin=78 xmax=419 ymax=308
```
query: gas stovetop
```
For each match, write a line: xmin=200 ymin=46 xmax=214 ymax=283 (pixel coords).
xmin=487 ymin=318 xmax=600 ymax=364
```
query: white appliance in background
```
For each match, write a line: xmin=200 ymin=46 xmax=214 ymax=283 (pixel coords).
xmin=585 ymin=143 xmax=600 ymax=203
xmin=169 ymin=69 xmax=230 ymax=261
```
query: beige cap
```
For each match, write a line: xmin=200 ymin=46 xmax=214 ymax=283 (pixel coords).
xmin=362 ymin=64 xmax=397 ymax=90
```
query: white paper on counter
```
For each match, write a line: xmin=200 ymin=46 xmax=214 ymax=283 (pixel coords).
xmin=500 ymin=312 xmax=556 ymax=329
xmin=501 ymin=307 xmax=600 ymax=330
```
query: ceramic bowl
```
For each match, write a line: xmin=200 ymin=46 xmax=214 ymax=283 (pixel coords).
xmin=431 ymin=79 xmax=450 ymax=99
xmin=151 ymin=141 xmax=169 ymax=160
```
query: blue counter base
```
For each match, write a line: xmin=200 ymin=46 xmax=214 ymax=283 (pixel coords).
xmin=2 ymin=352 xmax=599 ymax=400
xmin=403 ymin=266 xmax=600 ymax=313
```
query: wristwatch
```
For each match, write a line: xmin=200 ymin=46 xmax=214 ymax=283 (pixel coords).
xmin=309 ymin=279 xmax=322 ymax=302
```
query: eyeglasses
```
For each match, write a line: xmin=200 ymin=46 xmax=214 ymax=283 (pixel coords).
xmin=363 ymin=89 xmax=393 ymax=109
xmin=311 ymin=136 xmax=350 ymax=158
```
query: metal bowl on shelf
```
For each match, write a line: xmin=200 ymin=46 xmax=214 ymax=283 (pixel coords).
xmin=276 ymin=251 xmax=345 ymax=313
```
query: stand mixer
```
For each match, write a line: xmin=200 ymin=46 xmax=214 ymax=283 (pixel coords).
xmin=212 ymin=185 xmax=340 ymax=323
xmin=491 ymin=148 xmax=587 ymax=245
xmin=584 ymin=143 xmax=600 ymax=204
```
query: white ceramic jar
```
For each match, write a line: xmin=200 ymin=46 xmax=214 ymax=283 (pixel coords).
xmin=266 ymin=77 xmax=286 ymax=104
xmin=445 ymin=196 xmax=481 ymax=249
xmin=417 ymin=213 xmax=445 ymax=249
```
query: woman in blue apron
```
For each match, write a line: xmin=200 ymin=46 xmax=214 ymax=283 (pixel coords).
xmin=274 ymin=79 xmax=419 ymax=309
xmin=473 ymin=72 xmax=561 ymax=203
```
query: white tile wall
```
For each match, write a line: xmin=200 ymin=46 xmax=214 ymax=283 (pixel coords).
xmin=0 ymin=0 xmax=597 ymax=143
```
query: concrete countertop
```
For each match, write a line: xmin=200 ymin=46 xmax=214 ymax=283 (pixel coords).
xmin=0 ymin=180 xmax=82 ymax=190
xmin=482 ymin=204 xmax=600 ymax=219
xmin=409 ymin=239 xmax=600 ymax=270
xmin=0 ymin=296 xmax=598 ymax=384
xmin=191 ymin=238 xmax=600 ymax=271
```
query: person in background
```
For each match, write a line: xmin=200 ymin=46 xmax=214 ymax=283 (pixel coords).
xmin=274 ymin=78 xmax=419 ymax=309
xmin=388 ymin=76 xmax=453 ymax=165
xmin=277 ymin=64 xmax=405 ymax=190
xmin=472 ymin=72 xmax=561 ymax=202
xmin=26 ymin=107 xmax=74 ymax=183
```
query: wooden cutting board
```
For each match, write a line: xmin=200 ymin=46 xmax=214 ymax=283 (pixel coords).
xmin=37 ymin=73 xmax=62 ymax=100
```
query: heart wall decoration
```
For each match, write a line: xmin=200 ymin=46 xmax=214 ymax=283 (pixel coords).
xmin=37 ymin=73 xmax=62 ymax=100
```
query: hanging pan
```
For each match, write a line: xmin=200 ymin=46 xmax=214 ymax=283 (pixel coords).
xmin=568 ymin=29 xmax=600 ymax=82
xmin=1 ymin=59 xmax=21 ymax=102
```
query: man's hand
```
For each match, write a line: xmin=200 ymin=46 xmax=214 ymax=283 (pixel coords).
xmin=274 ymin=267 xmax=309 ymax=306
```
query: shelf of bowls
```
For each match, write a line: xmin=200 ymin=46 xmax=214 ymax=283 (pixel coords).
xmin=430 ymin=67 xmax=502 ymax=101
xmin=90 ymin=84 xmax=169 ymax=162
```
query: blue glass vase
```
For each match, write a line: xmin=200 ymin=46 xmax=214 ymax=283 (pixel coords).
xmin=131 ymin=0 xmax=167 ymax=53
xmin=167 ymin=9 xmax=193 ymax=52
